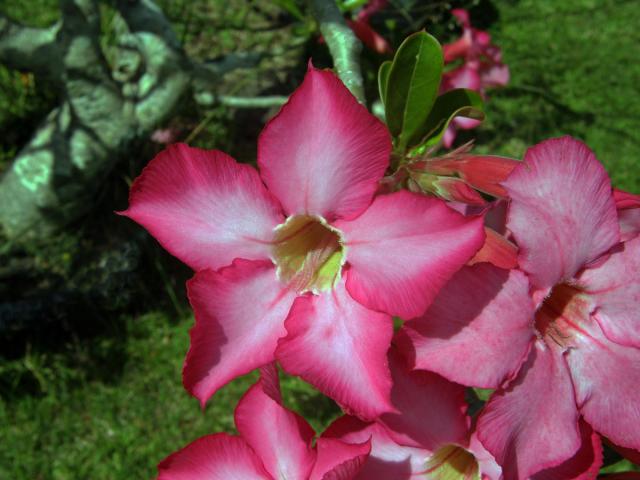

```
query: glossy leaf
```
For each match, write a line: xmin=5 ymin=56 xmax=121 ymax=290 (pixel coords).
xmin=378 ymin=60 xmax=392 ymax=104
xmin=384 ymin=32 xmax=444 ymax=150
xmin=417 ymin=88 xmax=484 ymax=148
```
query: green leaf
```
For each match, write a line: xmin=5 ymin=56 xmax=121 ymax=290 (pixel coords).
xmin=378 ymin=60 xmax=392 ymax=104
xmin=384 ymin=31 xmax=444 ymax=150
xmin=416 ymin=88 xmax=485 ymax=149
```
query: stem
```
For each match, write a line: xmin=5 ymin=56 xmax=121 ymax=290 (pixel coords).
xmin=308 ymin=0 xmax=366 ymax=104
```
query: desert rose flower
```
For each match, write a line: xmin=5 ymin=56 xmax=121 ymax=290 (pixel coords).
xmin=121 ymin=65 xmax=484 ymax=419
xmin=441 ymin=9 xmax=510 ymax=147
xmin=157 ymin=366 xmax=370 ymax=480
xmin=398 ymin=136 xmax=640 ymax=479
xmin=324 ymin=349 xmax=502 ymax=480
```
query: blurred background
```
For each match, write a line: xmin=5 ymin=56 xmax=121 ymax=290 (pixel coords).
xmin=1 ymin=0 xmax=638 ymax=478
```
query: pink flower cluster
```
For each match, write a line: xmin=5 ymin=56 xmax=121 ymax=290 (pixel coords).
xmin=122 ymin=64 xmax=640 ymax=479
xmin=441 ymin=9 xmax=510 ymax=147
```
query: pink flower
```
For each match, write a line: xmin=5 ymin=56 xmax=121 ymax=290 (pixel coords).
xmin=324 ymin=349 xmax=502 ymax=479
xmin=121 ymin=65 xmax=484 ymax=419
xmin=398 ymin=136 xmax=640 ymax=479
xmin=441 ymin=9 xmax=510 ymax=147
xmin=157 ymin=365 xmax=370 ymax=480
xmin=347 ymin=0 xmax=392 ymax=55
xmin=614 ymin=188 xmax=640 ymax=241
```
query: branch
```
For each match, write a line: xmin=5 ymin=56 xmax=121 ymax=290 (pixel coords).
xmin=308 ymin=0 xmax=365 ymax=104
xmin=0 ymin=15 xmax=61 ymax=75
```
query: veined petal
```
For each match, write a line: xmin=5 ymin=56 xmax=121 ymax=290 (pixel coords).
xmin=336 ymin=191 xmax=484 ymax=319
xmin=503 ymin=136 xmax=619 ymax=290
xmin=121 ymin=144 xmax=283 ymax=271
xmin=324 ymin=416 xmax=429 ymax=480
xmin=565 ymin=316 xmax=640 ymax=451
xmin=614 ymin=188 xmax=640 ymax=241
xmin=379 ymin=349 xmax=469 ymax=451
xmin=310 ymin=437 xmax=371 ymax=480
xmin=468 ymin=433 xmax=502 ymax=480
xmin=398 ymin=264 xmax=534 ymax=389
xmin=258 ymin=65 xmax=391 ymax=221
xmin=157 ymin=433 xmax=270 ymax=480
xmin=184 ymin=260 xmax=296 ymax=407
xmin=467 ymin=227 xmax=518 ymax=270
xmin=578 ymin=236 xmax=640 ymax=348
xmin=234 ymin=379 xmax=316 ymax=480
xmin=531 ymin=420 xmax=602 ymax=480
xmin=276 ymin=279 xmax=394 ymax=420
xmin=477 ymin=341 xmax=581 ymax=480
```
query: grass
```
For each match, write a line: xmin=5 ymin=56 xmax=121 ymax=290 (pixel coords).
xmin=0 ymin=312 xmax=339 ymax=479
xmin=1 ymin=0 xmax=639 ymax=478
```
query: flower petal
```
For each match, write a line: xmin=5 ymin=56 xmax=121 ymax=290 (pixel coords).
xmin=324 ymin=416 xmax=429 ymax=480
xmin=503 ymin=136 xmax=619 ymax=289
xmin=579 ymin=236 xmax=640 ymax=348
xmin=234 ymin=378 xmax=316 ymax=480
xmin=531 ymin=419 xmax=602 ymax=480
xmin=157 ymin=433 xmax=269 ymax=480
xmin=310 ymin=437 xmax=371 ymax=480
xmin=121 ymin=144 xmax=283 ymax=271
xmin=258 ymin=65 xmax=391 ymax=221
xmin=379 ymin=349 xmax=469 ymax=450
xmin=467 ymin=227 xmax=518 ymax=270
xmin=477 ymin=340 xmax=581 ymax=480
xmin=398 ymin=264 xmax=534 ymax=389
xmin=336 ymin=190 xmax=484 ymax=319
xmin=276 ymin=279 xmax=394 ymax=420
xmin=184 ymin=260 xmax=296 ymax=407
xmin=565 ymin=315 xmax=640 ymax=451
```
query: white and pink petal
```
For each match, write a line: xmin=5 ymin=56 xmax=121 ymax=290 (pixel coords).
xmin=122 ymin=144 xmax=283 ymax=271
xmin=183 ymin=260 xmax=296 ymax=407
xmin=503 ymin=136 xmax=619 ymax=290
xmin=276 ymin=279 xmax=394 ymax=420
xmin=477 ymin=340 xmax=582 ymax=480
xmin=234 ymin=377 xmax=316 ymax=480
xmin=336 ymin=190 xmax=484 ymax=319
xmin=157 ymin=433 xmax=270 ymax=480
xmin=258 ymin=65 xmax=390 ymax=221
xmin=398 ymin=264 xmax=534 ymax=389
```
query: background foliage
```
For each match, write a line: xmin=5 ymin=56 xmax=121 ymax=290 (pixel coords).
xmin=1 ymin=0 xmax=639 ymax=478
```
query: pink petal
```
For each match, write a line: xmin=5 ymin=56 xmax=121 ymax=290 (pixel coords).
xmin=310 ymin=437 xmax=371 ymax=480
xmin=442 ymin=65 xmax=482 ymax=91
xmin=234 ymin=378 xmax=316 ymax=480
xmin=619 ymin=208 xmax=640 ymax=241
xmin=379 ymin=349 xmax=469 ymax=450
xmin=257 ymin=65 xmax=391 ymax=221
xmin=347 ymin=19 xmax=392 ymax=55
xmin=398 ymin=264 xmax=535 ymax=389
xmin=614 ymin=188 xmax=640 ymax=241
xmin=442 ymin=125 xmax=457 ymax=148
xmin=183 ymin=260 xmax=296 ymax=407
xmin=468 ymin=433 xmax=502 ymax=480
xmin=121 ymin=144 xmax=283 ymax=271
xmin=467 ymin=227 xmax=518 ymax=270
xmin=157 ymin=433 xmax=270 ymax=480
xmin=335 ymin=190 xmax=484 ymax=319
xmin=503 ymin=136 xmax=619 ymax=290
xmin=477 ymin=340 xmax=582 ymax=480
xmin=454 ymin=155 xmax=519 ymax=198
xmin=531 ymin=419 xmax=602 ymax=480
xmin=276 ymin=279 xmax=394 ymax=420
xmin=479 ymin=63 xmax=510 ymax=89
xmin=565 ymin=315 xmax=640 ymax=451
xmin=325 ymin=416 xmax=429 ymax=480
xmin=578 ymin=236 xmax=640 ymax=348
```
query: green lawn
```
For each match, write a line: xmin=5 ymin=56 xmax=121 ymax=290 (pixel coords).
xmin=1 ymin=0 xmax=639 ymax=478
